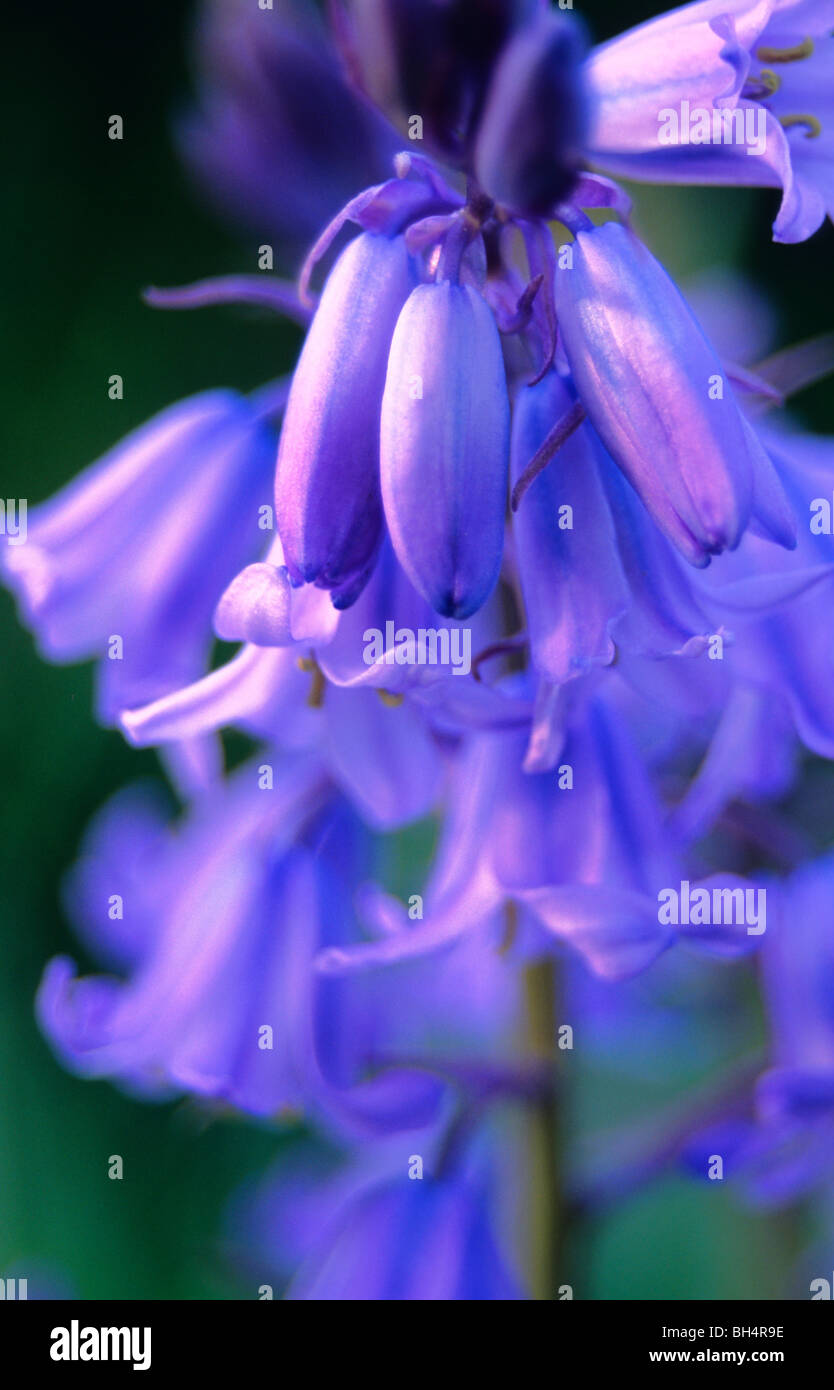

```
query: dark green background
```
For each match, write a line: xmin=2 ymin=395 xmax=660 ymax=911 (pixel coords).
xmin=1 ymin=1 xmax=831 ymax=1298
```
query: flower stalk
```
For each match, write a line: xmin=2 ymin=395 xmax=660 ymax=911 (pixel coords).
xmin=523 ymin=956 xmax=563 ymax=1301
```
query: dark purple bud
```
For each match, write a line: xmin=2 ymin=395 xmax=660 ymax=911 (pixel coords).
xmin=474 ymin=11 xmax=589 ymax=216
xmin=332 ymin=0 xmax=544 ymax=165
xmin=380 ymin=280 xmax=509 ymax=618
xmin=276 ymin=231 xmax=416 ymax=606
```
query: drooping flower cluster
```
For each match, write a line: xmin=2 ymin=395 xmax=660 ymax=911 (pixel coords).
xmin=5 ymin=0 xmax=834 ymax=1298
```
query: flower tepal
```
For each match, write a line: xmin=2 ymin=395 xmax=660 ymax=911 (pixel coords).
xmin=380 ymin=275 xmax=510 ymax=619
xmin=553 ymin=219 xmax=797 ymax=565
xmin=2 ymin=389 xmax=277 ymax=721
xmin=275 ymin=228 xmax=417 ymax=609
xmin=586 ymin=0 xmax=834 ymax=243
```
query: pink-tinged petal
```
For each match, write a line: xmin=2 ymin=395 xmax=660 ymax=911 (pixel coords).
xmin=120 ymin=646 xmax=312 ymax=747
xmin=214 ymin=562 xmax=294 ymax=645
xmin=586 ymin=0 xmax=775 ymax=154
xmin=554 ymin=223 xmax=767 ymax=563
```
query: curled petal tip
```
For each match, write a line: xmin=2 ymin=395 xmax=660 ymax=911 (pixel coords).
xmin=213 ymin=562 xmax=294 ymax=647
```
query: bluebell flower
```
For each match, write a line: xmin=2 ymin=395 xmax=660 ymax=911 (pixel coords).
xmin=119 ymin=531 xmax=512 ymax=823
xmin=37 ymin=759 xmax=444 ymax=1134
xmin=11 ymin=0 xmax=834 ymax=1300
xmin=186 ymin=0 xmax=834 ymax=255
xmin=229 ymin=1137 xmax=525 ymax=1300
xmin=508 ymin=349 xmax=823 ymax=698
xmin=122 ymin=643 xmax=445 ymax=831
xmin=681 ymin=852 xmax=834 ymax=1206
xmin=317 ymin=678 xmax=763 ymax=980
xmin=266 ymin=145 xmax=796 ymax=627
xmin=704 ymin=423 xmax=834 ymax=756
xmin=552 ymin=220 xmax=796 ymax=565
xmin=1 ymin=389 xmax=276 ymax=729
xmin=510 ymin=371 xmax=629 ymax=684
xmin=214 ymin=530 xmax=497 ymax=688
xmin=276 ymin=229 xmax=417 ymax=606
xmin=586 ymin=0 xmax=834 ymax=243
xmin=380 ymin=274 xmax=510 ymax=617
xmin=119 ymin=595 xmax=450 ymax=829
xmin=285 ymin=1173 xmax=524 ymax=1300
xmin=174 ymin=1 xmax=820 ymax=639
xmin=593 ymin=271 xmax=834 ymax=834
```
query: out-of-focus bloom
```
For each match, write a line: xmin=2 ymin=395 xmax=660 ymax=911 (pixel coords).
xmin=285 ymin=1173 xmax=523 ymax=1299
xmin=1 ymin=390 xmax=276 ymax=725
xmin=121 ymin=644 xmax=445 ymax=831
xmin=693 ymin=423 xmax=834 ymax=754
xmin=682 ymin=852 xmax=834 ymax=1205
xmin=229 ymin=1136 xmax=525 ymax=1300
xmin=474 ymin=9 xmax=589 ymax=215
xmin=37 ymin=759 xmax=443 ymax=1134
xmin=317 ymin=679 xmax=763 ymax=981
xmin=182 ymin=0 xmax=399 ymax=260
xmin=185 ymin=0 xmax=834 ymax=260
xmin=587 ymin=0 xmax=834 ymax=243
xmin=331 ymin=0 xmax=543 ymax=166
